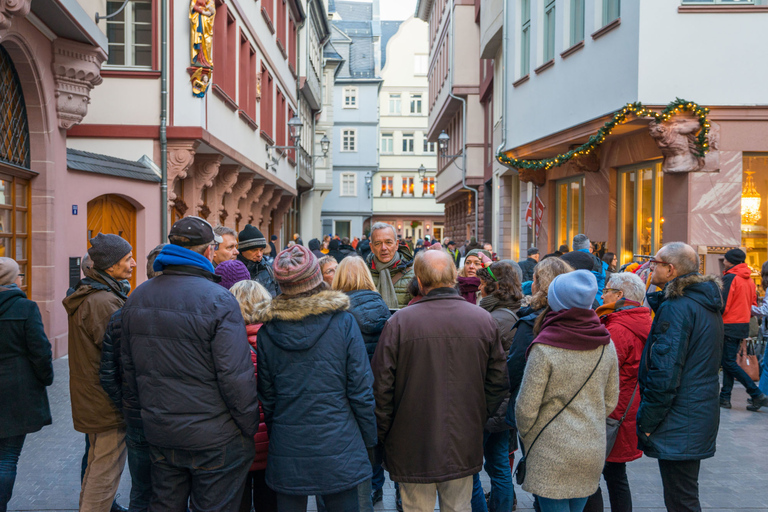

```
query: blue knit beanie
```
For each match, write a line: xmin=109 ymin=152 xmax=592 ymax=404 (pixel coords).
xmin=548 ymin=270 xmax=597 ymax=311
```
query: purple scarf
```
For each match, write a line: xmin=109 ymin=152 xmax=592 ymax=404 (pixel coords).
xmin=526 ymin=308 xmax=611 ymax=359
xmin=457 ymin=276 xmax=481 ymax=305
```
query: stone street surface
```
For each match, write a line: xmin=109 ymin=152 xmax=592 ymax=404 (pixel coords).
xmin=7 ymin=357 xmax=768 ymax=511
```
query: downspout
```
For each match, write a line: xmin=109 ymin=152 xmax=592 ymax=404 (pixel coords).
xmin=160 ymin=0 xmax=168 ymax=241
xmin=447 ymin=0 xmax=477 ymax=237
xmin=495 ymin=0 xmax=508 ymax=160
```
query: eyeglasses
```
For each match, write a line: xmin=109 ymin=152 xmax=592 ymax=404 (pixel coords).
xmin=323 ymin=268 xmax=336 ymax=276
xmin=602 ymin=288 xmax=621 ymax=295
xmin=648 ymin=259 xmax=671 ymax=268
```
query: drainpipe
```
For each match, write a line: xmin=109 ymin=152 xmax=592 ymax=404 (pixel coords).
xmin=159 ymin=0 xmax=168 ymax=241
xmin=447 ymin=0 xmax=477 ymax=237
xmin=495 ymin=0 xmax=508 ymax=160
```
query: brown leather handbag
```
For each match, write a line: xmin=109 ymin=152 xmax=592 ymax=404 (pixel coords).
xmin=738 ymin=340 xmax=760 ymax=382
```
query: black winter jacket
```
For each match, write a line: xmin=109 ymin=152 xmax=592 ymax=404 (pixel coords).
xmin=518 ymin=258 xmax=537 ymax=282
xmin=121 ymin=265 xmax=260 ymax=450
xmin=0 ymin=285 xmax=53 ymax=438
xmin=238 ymin=254 xmax=280 ymax=297
xmin=99 ymin=309 xmax=143 ymax=429
xmin=346 ymin=290 xmax=391 ymax=360
xmin=638 ymin=273 xmax=724 ymax=460
xmin=505 ymin=306 xmax=542 ymax=429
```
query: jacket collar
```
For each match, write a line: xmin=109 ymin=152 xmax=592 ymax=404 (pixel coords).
xmin=251 ymin=289 xmax=350 ymax=323
xmin=161 ymin=265 xmax=221 ymax=283
xmin=417 ymin=287 xmax=462 ymax=303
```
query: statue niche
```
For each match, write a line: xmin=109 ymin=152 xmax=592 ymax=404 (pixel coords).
xmin=188 ymin=0 xmax=215 ymax=97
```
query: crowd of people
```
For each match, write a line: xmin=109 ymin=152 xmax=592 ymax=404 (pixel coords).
xmin=1 ymin=218 xmax=767 ymax=512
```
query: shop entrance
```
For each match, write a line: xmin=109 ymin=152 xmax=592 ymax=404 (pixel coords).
xmin=87 ymin=194 xmax=137 ymax=290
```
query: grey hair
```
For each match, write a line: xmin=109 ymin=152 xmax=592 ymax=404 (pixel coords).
xmin=370 ymin=222 xmax=396 ymax=239
xmin=214 ymin=225 xmax=237 ymax=238
xmin=660 ymin=242 xmax=699 ymax=275
xmin=606 ymin=272 xmax=646 ymax=302
xmin=573 ymin=234 xmax=590 ymax=251
xmin=146 ymin=244 xmax=168 ymax=279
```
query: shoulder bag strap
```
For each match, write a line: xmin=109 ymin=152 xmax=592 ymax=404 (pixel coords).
xmin=497 ymin=308 xmax=519 ymax=323
xmin=522 ymin=345 xmax=605 ymax=457
xmin=617 ymin=383 xmax=639 ymax=425
xmin=249 ymin=345 xmax=258 ymax=356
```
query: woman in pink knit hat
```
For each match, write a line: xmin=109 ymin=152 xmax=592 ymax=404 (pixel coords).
xmin=251 ymin=245 xmax=377 ymax=512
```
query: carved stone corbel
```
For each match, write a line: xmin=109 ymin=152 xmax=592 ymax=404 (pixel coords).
xmin=260 ymin=188 xmax=285 ymax=233
xmin=223 ymin=173 xmax=253 ymax=229
xmin=189 ymin=154 xmax=223 ymax=217
xmin=210 ymin=164 xmax=240 ymax=222
xmin=52 ymin=38 xmax=107 ymax=129
xmin=253 ymin=184 xmax=275 ymax=227
xmin=517 ymin=167 xmax=546 ymax=187
xmin=649 ymin=116 xmax=720 ymax=173
xmin=0 ymin=0 xmax=31 ymax=30
xmin=271 ymin=194 xmax=294 ymax=236
xmin=240 ymin=179 xmax=267 ymax=225
xmin=167 ymin=142 xmax=198 ymax=210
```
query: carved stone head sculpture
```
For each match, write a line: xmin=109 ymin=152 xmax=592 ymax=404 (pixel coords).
xmin=649 ymin=116 xmax=719 ymax=173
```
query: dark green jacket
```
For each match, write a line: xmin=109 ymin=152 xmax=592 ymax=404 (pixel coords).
xmin=367 ymin=249 xmax=415 ymax=309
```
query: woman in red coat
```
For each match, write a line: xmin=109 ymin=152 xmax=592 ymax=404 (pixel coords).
xmin=584 ymin=272 xmax=652 ymax=512
xmin=230 ymin=280 xmax=277 ymax=512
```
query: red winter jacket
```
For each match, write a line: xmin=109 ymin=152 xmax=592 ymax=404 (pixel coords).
xmin=722 ymin=263 xmax=757 ymax=339
xmin=247 ymin=324 xmax=269 ymax=472
xmin=602 ymin=305 xmax=652 ymax=463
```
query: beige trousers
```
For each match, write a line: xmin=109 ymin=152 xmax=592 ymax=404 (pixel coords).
xmin=400 ymin=475 xmax=473 ymax=512
xmin=79 ymin=427 xmax=127 ymax=512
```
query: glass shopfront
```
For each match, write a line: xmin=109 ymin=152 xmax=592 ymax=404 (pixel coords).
xmin=742 ymin=154 xmax=768 ymax=279
xmin=555 ymin=176 xmax=584 ymax=250
xmin=616 ymin=162 xmax=664 ymax=266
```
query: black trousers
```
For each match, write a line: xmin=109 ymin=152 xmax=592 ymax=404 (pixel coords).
xmin=583 ymin=461 xmax=632 ymax=512
xmin=240 ymin=469 xmax=277 ymax=512
xmin=658 ymin=459 xmax=701 ymax=512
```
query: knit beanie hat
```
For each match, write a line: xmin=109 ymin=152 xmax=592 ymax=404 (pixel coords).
xmin=561 ymin=250 xmax=596 ymax=272
xmin=215 ymin=260 xmax=251 ymax=290
xmin=88 ymin=233 xmax=132 ymax=270
xmin=548 ymin=270 xmax=597 ymax=311
xmin=238 ymin=224 xmax=267 ymax=251
xmin=0 ymin=257 xmax=19 ymax=285
xmin=724 ymin=248 xmax=746 ymax=265
xmin=273 ymin=245 xmax=323 ymax=295
xmin=465 ymin=249 xmax=492 ymax=261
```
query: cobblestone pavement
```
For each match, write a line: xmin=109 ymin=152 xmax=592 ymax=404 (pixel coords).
xmin=7 ymin=357 xmax=768 ymax=511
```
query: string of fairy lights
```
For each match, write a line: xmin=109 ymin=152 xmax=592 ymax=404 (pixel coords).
xmin=496 ymin=98 xmax=712 ymax=172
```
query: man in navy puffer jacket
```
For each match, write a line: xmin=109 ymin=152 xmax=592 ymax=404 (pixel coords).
xmin=121 ymin=217 xmax=259 ymax=512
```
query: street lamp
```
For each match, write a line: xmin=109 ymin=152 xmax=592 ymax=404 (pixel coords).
xmin=438 ymin=130 xmax=450 ymax=155
xmin=267 ymin=116 xmax=304 ymax=172
xmin=320 ymin=134 xmax=330 ymax=156
xmin=288 ymin=115 xmax=303 ymax=143
xmin=417 ymin=164 xmax=427 ymax=182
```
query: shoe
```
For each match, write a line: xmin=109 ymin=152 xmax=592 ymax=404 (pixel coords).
xmin=719 ymin=399 xmax=731 ymax=409
xmin=485 ymin=491 xmax=491 ymax=507
xmin=513 ymin=497 xmax=517 ymax=511
xmin=371 ymin=488 xmax=383 ymax=505
xmin=396 ymin=487 xmax=403 ymax=512
xmin=749 ymin=393 xmax=768 ymax=410
xmin=110 ymin=501 xmax=128 ymax=512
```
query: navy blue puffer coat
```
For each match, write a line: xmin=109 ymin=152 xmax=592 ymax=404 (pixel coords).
xmin=638 ymin=272 xmax=724 ymax=460
xmin=255 ymin=289 xmax=377 ymax=495
xmin=346 ymin=290 xmax=391 ymax=361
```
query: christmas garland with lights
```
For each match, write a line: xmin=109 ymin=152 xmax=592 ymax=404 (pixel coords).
xmin=496 ymin=98 xmax=711 ymax=171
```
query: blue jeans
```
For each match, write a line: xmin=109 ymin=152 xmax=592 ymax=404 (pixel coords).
xmin=371 ymin=463 xmax=385 ymax=492
xmin=536 ymin=496 xmax=588 ymax=512
xmin=471 ymin=431 xmax=515 ymax=512
xmin=721 ymin=335 xmax=761 ymax=400
xmin=760 ymin=349 xmax=768 ymax=395
xmin=126 ymin=425 xmax=152 ymax=512
xmin=148 ymin=434 xmax=254 ymax=512
xmin=0 ymin=435 xmax=26 ymax=512
xmin=277 ymin=487 xmax=359 ymax=512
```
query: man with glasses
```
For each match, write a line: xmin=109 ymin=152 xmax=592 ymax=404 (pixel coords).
xmin=637 ymin=242 xmax=724 ymax=512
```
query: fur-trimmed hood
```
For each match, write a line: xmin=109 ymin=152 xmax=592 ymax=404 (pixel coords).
xmin=652 ymin=272 xmax=723 ymax=313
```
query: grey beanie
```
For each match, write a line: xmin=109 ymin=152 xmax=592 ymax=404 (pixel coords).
xmin=88 ymin=233 xmax=132 ymax=270
xmin=548 ymin=269 xmax=597 ymax=311
xmin=0 ymin=257 xmax=19 ymax=285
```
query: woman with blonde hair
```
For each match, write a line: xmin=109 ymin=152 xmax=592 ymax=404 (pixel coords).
xmin=331 ymin=256 xmax=390 ymax=506
xmin=229 ymin=280 xmax=276 ymax=512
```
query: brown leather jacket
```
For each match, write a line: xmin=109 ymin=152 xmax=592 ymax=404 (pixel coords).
xmin=62 ymin=269 xmax=126 ymax=433
xmin=371 ymin=287 xmax=508 ymax=483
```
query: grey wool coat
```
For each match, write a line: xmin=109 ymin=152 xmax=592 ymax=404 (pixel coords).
xmin=516 ymin=342 xmax=619 ymax=500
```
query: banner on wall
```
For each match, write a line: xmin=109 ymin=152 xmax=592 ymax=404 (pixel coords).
xmin=525 ymin=195 xmax=545 ymax=232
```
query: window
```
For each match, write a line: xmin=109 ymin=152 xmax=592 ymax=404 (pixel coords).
xmin=381 ymin=133 xmax=394 ymax=154
xmin=543 ymin=0 xmax=556 ymax=62
xmin=520 ymin=0 xmax=531 ymax=76
xmin=603 ymin=0 xmax=620 ymax=25
xmin=422 ymin=176 xmax=435 ymax=196
xmin=743 ymin=154 xmax=768 ymax=273
xmin=260 ymin=67 xmax=274 ymax=139
xmin=555 ymin=176 xmax=584 ymax=250
xmin=414 ymin=54 xmax=428 ymax=75
xmin=423 ymin=139 xmax=436 ymax=154
xmin=343 ymin=87 xmax=357 ymax=108
xmin=402 ymin=133 xmax=414 ymax=153
xmin=570 ymin=0 xmax=585 ymax=46
xmin=289 ymin=18 xmax=297 ymax=69
xmin=276 ymin=89 xmax=286 ymax=147
xmin=277 ymin=0 xmax=287 ymax=54
xmin=617 ymin=162 xmax=663 ymax=266
xmin=410 ymin=94 xmax=422 ymax=114
xmin=402 ymin=177 xmax=415 ymax=196
xmin=381 ymin=176 xmax=393 ymax=196
xmin=239 ymin=33 xmax=257 ymax=121
xmin=389 ymin=93 xmax=401 ymax=114
xmin=342 ymin=129 xmax=356 ymax=152
xmin=106 ymin=0 xmax=152 ymax=67
xmin=0 ymin=174 xmax=30 ymax=293
xmin=340 ymin=173 xmax=357 ymax=196
xmin=682 ymin=0 xmax=759 ymax=3
xmin=213 ymin=3 xmax=237 ymax=98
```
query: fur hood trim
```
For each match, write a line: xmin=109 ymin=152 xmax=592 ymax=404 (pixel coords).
xmin=253 ymin=290 xmax=350 ymax=323
xmin=665 ymin=273 xmax=721 ymax=300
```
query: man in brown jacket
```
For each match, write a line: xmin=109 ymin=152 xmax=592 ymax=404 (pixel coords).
xmin=63 ymin=233 xmax=135 ymax=512
xmin=371 ymin=250 xmax=508 ymax=512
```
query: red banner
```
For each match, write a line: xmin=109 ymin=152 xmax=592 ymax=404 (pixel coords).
xmin=525 ymin=196 xmax=545 ymax=231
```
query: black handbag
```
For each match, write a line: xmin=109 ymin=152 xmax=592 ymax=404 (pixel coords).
xmin=605 ymin=383 xmax=638 ymax=459
xmin=514 ymin=346 xmax=605 ymax=486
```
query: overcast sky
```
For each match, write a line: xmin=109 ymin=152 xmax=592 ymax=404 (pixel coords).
xmin=342 ymin=0 xmax=417 ymax=20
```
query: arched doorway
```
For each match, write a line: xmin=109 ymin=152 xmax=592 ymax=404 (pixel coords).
xmin=87 ymin=195 xmax=137 ymax=290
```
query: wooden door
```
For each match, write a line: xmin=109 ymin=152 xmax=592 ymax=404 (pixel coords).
xmin=87 ymin=194 xmax=137 ymax=291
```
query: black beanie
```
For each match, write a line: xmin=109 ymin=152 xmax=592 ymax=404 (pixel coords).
xmin=88 ymin=233 xmax=132 ymax=270
xmin=238 ymin=224 xmax=267 ymax=251
xmin=561 ymin=250 xmax=596 ymax=272
xmin=724 ymin=248 xmax=746 ymax=265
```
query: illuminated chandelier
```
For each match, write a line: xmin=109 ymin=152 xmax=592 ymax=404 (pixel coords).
xmin=742 ymin=171 xmax=761 ymax=225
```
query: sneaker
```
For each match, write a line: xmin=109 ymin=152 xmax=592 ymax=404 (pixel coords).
xmin=719 ymin=399 xmax=731 ymax=409
xmin=371 ymin=488 xmax=383 ymax=505
xmin=749 ymin=393 xmax=768 ymax=410
xmin=110 ymin=500 xmax=128 ymax=512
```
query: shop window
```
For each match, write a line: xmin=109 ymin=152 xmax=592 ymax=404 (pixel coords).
xmin=616 ymin=162 xmax=664 ymax=266
xmin=402 ymin=177 xmax=415 ymax=197
xmin=381 ymin=176 xmax=393 ymax=196
xmin=742 ymin=154 xmax=768 ymax=274
xmin=106 ymin=0 xmax=152 ymax=67
xmin=423 ymin=177 xmax=435 ymax=196
xmin=0 ymin=174 xmax=30 ymax=292
xmin=555 ymin=176 xmax=584 ymax=251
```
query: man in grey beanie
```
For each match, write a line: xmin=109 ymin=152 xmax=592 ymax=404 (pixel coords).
xmin=63 ymin=233 xmax=135 ymax=512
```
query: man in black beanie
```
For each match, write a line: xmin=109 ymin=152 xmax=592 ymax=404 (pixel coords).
xmin=63 ymin=233 xmax=135 ymax=511
xmin=237 ymin=225 xmax=280 ymax=297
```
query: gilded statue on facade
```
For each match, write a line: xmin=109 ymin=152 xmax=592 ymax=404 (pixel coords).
xmin=190 ymin=0 xmax=215 ymax=68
